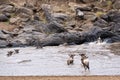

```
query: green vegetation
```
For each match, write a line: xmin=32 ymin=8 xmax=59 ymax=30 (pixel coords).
xmin=95 ymin=11 xmax=106 ymax=17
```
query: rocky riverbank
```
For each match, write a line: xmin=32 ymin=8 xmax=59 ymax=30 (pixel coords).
xmin=0 ymin=0 xmax=120 ymax=48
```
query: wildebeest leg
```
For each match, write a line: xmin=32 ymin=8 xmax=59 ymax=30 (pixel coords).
xmin=86 ymin=64 xmax=90 ymax=70
xmin=82 ymin=63 xmax=86 ymax=71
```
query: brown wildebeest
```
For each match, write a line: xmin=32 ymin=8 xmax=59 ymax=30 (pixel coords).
xmin=7 ymin=51 xmax=14 ymax=57
xmin=67 ymin=54 xmax=75 ymax=65
xmin=14 ymin=49 xmax=19 ymax=54
xmin=80 ymin=54 xmax=90 ymax=71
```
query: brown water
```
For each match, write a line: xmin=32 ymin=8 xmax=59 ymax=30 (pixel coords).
xmin=0 ymin=42 xmax=120 ymax=76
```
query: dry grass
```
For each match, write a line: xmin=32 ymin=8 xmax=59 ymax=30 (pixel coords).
xmin=0 ymin=22 xmax=16 ymax=31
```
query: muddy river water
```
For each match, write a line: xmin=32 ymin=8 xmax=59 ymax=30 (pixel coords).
xmin=0 ymin=42 xmax=120 ymax=76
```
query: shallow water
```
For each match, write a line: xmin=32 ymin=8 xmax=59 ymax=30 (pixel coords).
xmin=0 ymin=42 xmax=120 ymax=76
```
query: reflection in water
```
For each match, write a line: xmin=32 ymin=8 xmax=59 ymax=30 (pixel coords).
xmin=0 ymin=42 xmax=120 ymax=76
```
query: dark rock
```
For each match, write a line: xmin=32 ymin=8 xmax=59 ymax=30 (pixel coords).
xmin=100 ymin=30 xmax=116 ymax=39
xmin=76 ymin=7 xmax=92 ymax=11
xmin=41 ymin=32 xmax=84 ymax=46
xmin=95 ymin=10 xmax=120 ymax=37
xmin=94 ymin=18 xmax=108 ymax=28
xmin=107 ymin=10 xmax=120 ymax=23
xmin=100 ymin=14 xmax=109 ymax=22
xmin=52 ymin=13 xmax=69 ymax=21
xmin=108 ymin=22 xmax=120 ymax=35
xmin=10 ymin=30 xmax=47 ymax=47
xmin=110 ymin=36 xmax=120 ymax=43
xmin=33 ymin=21 xmax=67 ymax=34
xmin=1 ymin=30 xmax=11 ymax=34
xmin=100 ymin=11 xmax=120 ymax=23
xmin=0 ymin=40 xmax=8 ymax=48
xmin=42 ymin=34 xmax=64 ymax=46
xmin=46 ymin=21 xmax=67 ymax=33
xmin=82 ymin=27 xmax=103 ymax=42
xmin=0 ymin=14 xmax=9 ymax=22
xmin=4 ymin=13 xmax=11 ymax=18
xmin=0 ymin=30 xmax=10 ymax=40
xmin=61 ymin=32 xmax=83 ymax=44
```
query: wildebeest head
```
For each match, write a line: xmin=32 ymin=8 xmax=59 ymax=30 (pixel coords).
xmin=69 ymin=54 xmax=75 ymax=58
xmin=14 ymin=49 xmax=19 ymax=54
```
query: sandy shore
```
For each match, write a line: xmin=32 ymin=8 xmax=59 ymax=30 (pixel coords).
xmin=0 ymin=76 xmax=120 ymax=80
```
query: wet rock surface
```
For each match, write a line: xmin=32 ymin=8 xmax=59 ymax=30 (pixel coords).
xmin=0 ymin=0 xmax=120 ymax=48
xmin=0 ymin=14 xmax=9 ymax=22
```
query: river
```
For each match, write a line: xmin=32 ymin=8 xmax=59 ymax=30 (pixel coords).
xmin=0 ymin=42 xmax=120 ymax=76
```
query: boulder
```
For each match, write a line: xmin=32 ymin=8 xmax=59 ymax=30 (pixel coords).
xmin=108 ymin=22 xmax=120 ymax=35
xmin=0 ymin=40 xmax=8 ymax=48
xmin=0 ymin=14 xmax=9 ymax=22
xmin=110 ymin=36 xmax=120 ymax=43
xmin=41 ymin=32 xmax=84 ymax=46
xmin=100 ymin=30 xmax=116 ymax=39
xmin=46 ymin=21 xmax=67 ymax=33
xmin=41 ymin=34 xmax=64 ymax=46
xmin=60 ymin=32 xmax=83 ymax=44
xmin=75 ymin=6 xmax=92 ymax=11
xmin=9 ymin=29 xmax=47 ymax=47
xmin=82 ymin=27 xmax=103 ymax=42
xmin=34 ymin=21 xmax=67 ymax=34
xmin=107 ymin=10 xmax=120 ymax=23
xmin=4 ymin=13 xmax=11 ymax=18
xmin=94 ymin=18 xmax=108 ymax=28
xmin=0 ymin=30 xmax=10 ymax=40
xmin=100 ymin=10 xmax=120 ymax=23
xmin=52 ymin=13 xmax=69 ymax=21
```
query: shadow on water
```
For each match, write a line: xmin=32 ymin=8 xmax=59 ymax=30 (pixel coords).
xmin=0 ymin=41 xmax=120 ymax=76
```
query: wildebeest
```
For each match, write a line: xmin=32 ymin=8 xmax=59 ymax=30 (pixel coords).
xmin=14 ymin=49 xmax=19 ymax=54
xmin=67 ymin=54 xmax=75 ymax=65
xmin=80 ymin=53 xmax=90 ymax=71
xmin=7 ymin=51 xmax=14 ymax=57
